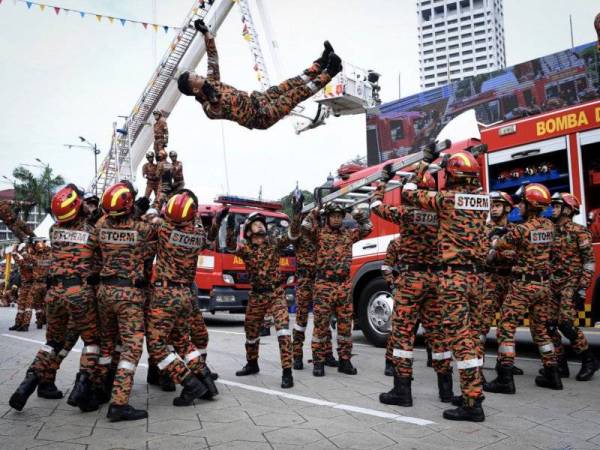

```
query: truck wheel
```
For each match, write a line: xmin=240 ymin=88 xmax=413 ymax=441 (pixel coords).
xmin=357 ymin=277 xmax=393 ymax=347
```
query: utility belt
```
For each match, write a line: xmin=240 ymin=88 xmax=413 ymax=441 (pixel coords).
xmin=100 ymin=276 xmax=147 ymax=288
xmin=514 ymin=272 xmax=549 ymax=283
xmin=396 ymin=263 xmax=438 ymax=273
xmin=438 ymin=264 xmax=485 ymax=274
xmin=154 ymin=280 xmax=191 ymax=289
xmin=49 ymin=275 xmax=83 ymax=288
xmin=146 ymin=177 xmax=159 ymax=183
xmin=315 ymin=272 xmax=349 ymax=283
xmin=252 ymin=285 xmax=275 ymax=294
xmin=486 ymin=267 xmax=512 ymax=277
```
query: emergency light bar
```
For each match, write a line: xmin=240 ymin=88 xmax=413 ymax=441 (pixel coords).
xmin=215 ymin=195 xmax=282 ymax=211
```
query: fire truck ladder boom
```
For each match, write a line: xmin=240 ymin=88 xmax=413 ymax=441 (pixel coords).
xmin=90 ymin=0 xmax=235 ymax=194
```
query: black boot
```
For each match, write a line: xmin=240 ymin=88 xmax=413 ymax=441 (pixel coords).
xmin=68 ymin=371 xmax=92 ymax=407
xmin=159 ymin=371 xmax=176 ymax=392
xmin=36 ymin=322 xmax=43 ymax=330
xmin=384 ymin=360 xmax=394 ymax=377
xmin=426 ymin=346 xmax=433 ymax=368
xmin=338 ymin=359 xmax=357 ymax=375
xmin=106 ymin=404 xmax=148 ymax=421
xmin=512 ymin=365 xmax=524 ymax=375
xmin=443 ymin=397 xmax=485 ymax=422
xmin=293 ymin=357 xmax=304 ymax=370
xmin=173 ymin=374 xmax=209 ymax=407
xmin=324 ymin=53 xmax=342 ymax=78
xmin=281 ymin=368 xmax=294 ymax=389
xmin=379 ymin=375 xmax=413 ymax=407
xmin=576 ymin=349 xmax=599 ymax=381
xmin=9 ymin=371 xmax=39 ymax=411
xmin=259 ymin=326 xmax=271 ymax=337
xmin=93 ymin=383 xmax=111 ymax=405
xmin=313 ymin=362 xmax=325 ymax=377
xmin=437 ymin=372 xmax=454 ymax=403
xmin=16 ymin=325 xmax=29 ymax=332
xmin=78 ymin=389 xmax=100 ymax=413
xmin=37 ymin=382 xmax=63 ymax=399
xmin=483 ymin=365 xmax=515 ymax=394
xmin=9 ymin=323 xmax=19 ymax=331
xmin=236 ymin=359 xmax=259 ymax=376
xmin=147 ymin=364 xmax=159 ymax=385
xmin=313 ymin=40 xmax=335 ymax=68
xmin=535 ymin=365 xmax=563 ymax=390
xmin=450 ymin=395 xmax=463 ymax=407
xmin=198 ymin=367 xmax=219 ymax=398
xmin=324 ymin=353 xmax=338 ymax=367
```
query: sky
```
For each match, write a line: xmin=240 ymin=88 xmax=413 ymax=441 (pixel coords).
xmin=0 ymin=0 xmax=599 ymax=204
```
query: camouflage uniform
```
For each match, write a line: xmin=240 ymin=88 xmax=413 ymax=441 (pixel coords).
xmin=153 ymin=116 xmax=168 ymax=153
xmin=402 ymin=186 xmax=487 ymax=405
xmin=13 ymin=250 xmax=35 ymax=328
xmin=156 ymin=160 xmax=174 ymax=208
xmin=142 ymin=161 xmax=159 ymax=200
xmin=547 ymin=221 xmax=595 ymax=357
xmin=30 ymin=246 xmax=52 ymax=328
xmin=302 ymin=211 xmax=372 ymax=364
xmin=198 ymin=34 xmax=332 ymax=130
xmin=0 ymin=201 xmax=34 ymax=242
xmin=95 ymin=215 xmax=157 ymax=406
xmin=372 ymin=185 xmax=452 ymax=378
xmin=236 ymin=236 xmax=294 ymax=369
xmin=171 ymin=161 xmax=185 ymax=192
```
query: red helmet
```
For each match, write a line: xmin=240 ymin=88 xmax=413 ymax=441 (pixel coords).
xmin=51 ymin=184 xmax=83 ymax=224
xmin=516 ymin=183 xmax=551 ymax=209
xmin=445 ymin=151 xmax=480 ymax=177
xmin=417 ymin=171 xmax=436 ymax=189
xmin=551 ymin=192 xmax=580 ymax=214
xmin=165 ymin=191 xmax=198 ymax=223
xmin=102 ymin=182 xmax=134 ymax=217
xmin=489 ymin=191 xmax=514 ymax=207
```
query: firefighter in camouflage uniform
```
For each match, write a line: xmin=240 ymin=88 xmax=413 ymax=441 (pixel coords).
xmin=402 ymin=150 xmax=487 ymax=422
xmin=142 ymin=151 xmax=160 ymax=201
xmin=374 ymin=168 xmax=455 ymax=407
xmin=146 ymin=191 xmax=219 ymax=406
xmin=9 ymin=185 xmax=100 ymax=413
xmin=545 ymin=192 xmax=598 ymax=381
xmin=10 ymin=241 xmax=35 ymax=331
xmin=484 ymin=183 xmax=562 ymax=396
xmin=234 ymin=212 xmax=297 ymax=389
xmin=0 ymin=200 xmax=35 ymax=242
xmin=302 ymin=202 xmax=373 ymax=377
xmin=153 ymin=110 xmax=168 ymax=154
xmin=178 ymin=20 xmax=342 ymax=131
xmin=30 ymin=240 xmax=51 ymax=329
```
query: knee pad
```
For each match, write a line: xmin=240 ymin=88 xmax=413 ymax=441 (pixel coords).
xmin=558 ymin=321 xmax=579 ymax=342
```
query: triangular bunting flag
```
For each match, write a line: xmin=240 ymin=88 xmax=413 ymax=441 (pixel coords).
xmin=39 ymin=4 xmax=45 ymax=11
xmin=253 ymin=64 xmax=258 ymax=71
xmin=152 ymin=24 xmax=158 ymax=32
xmin=53 ymin=6 xmax=60 ymax=15
xmin=63 ymin=8 xmax=70 ymax=15
xmin=163 ymin=26 xmax=169 ymax=33
xmin=95 ymin=14 xmax=102 ymax=22
xmin=108 ymin=17 xmax=114 ymax=24
xmin=26 ymin=1 xmax=32 ymax=8
xmin=79 ymin=11 xmax=85 ymax=18
xmin=120 ymin=18 xmax=126 ymax=26
xmin=142 ymin=22 xmax=148 ymax=29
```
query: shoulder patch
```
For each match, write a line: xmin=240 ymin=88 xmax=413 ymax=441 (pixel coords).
xmin=99 ymin=228 xmax=137 ymax=245
xmin=51 ymin=228 xmax=90 ymax=245
xmin=530 ymin=229 xmax=553 ymax=244
xmin=454 ymin=193 xmax=490 ymax=211
xmin=169 ymin=230 xmax=204 ymax=249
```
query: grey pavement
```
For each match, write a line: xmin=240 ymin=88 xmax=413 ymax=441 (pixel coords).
xmin=0 ymin=307 xmax=600 ymax=450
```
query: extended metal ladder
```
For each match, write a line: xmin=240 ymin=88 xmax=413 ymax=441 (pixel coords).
xmin=90 ymin=0 xmax=217 ymax=194
xmin=237 ymin=0 xmax=271 ymax=91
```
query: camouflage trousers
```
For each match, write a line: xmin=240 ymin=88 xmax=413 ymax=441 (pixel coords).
xmin=189 ymin=301 xmax=209 ymax=366
xmin=154 ymin=183 xmax=173 ymax=209
xmin=153 ymin=137 xmax=166 ymax=153
xmin=539 ymin=282 xmax=588 ymax=357
xmin=96 ymin=284 xmax=145 ymax=406
xmin=437 ymin=271 xmax=484 ymax=404
xmin=312 ymin=280 xmax=353 ymax=363
xmin=29 ymin=284 xmax=98 ymax=382
xmin=292 ymin=272 xmax=332 ymax=360
xmin=497 ymin=280 xmax=557 ymax=367
xmin=244 ymin=288 xmax=292 ymax=369
xmin=30 ymin=281 xmax=47 ymax=327
xmin=390 ymin=271 xmax=452 ymax=377
xmin=15 ymin=282 xmax=33 ymax=327
xmin=480 ymin=272 xmax=511 ymax=338
xmin=144 ymin=180 xmax=159 ymax=201
xmin=147 ymin=286 xmax=204 ymax=384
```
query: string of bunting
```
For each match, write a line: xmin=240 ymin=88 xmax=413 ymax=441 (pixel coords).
xmin=1 ymin=0 xmax=181 ymax=33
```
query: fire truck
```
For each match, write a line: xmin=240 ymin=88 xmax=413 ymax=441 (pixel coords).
xmin=349 ymin=99 xmax=600 ymax=347
xmin=194 ymin=195 xmax=296 ymax=314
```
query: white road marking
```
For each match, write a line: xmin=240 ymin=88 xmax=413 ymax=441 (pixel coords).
xmin=217 ymin=379 xmax=435 ymax=426
xmin=207 ymin=329 xmax=246 ymax=336
xmin=1 ymin=333 xmax=435 ymax=426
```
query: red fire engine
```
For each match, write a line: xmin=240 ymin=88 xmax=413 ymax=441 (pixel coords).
xmin=350 ymin=99 xmax=600 ymax=346
xmin=194 ymin=195 xmax=296 ymax=314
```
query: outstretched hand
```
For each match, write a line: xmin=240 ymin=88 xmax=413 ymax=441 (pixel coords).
xmin=194 ymin=19 xmax=209 ymax=34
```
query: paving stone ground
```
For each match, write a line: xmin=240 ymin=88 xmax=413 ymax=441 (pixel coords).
xmin=0 ymin=307 xmax=599 ymax=450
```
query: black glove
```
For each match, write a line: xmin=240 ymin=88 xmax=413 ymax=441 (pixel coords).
xmin=135 ymin=197 xmax=150 ymax=215
xmin=573 ymin=289 xmax=586 ymax=310
xmin=488 ymin=226 xmax=508 ymax=239
xmin=194 ymin=19 xmax=209 ymax=34
xmin=215 ymin=206 xmax=230 ymax=225
xmin=381 ymin=163 xmax=396 ymax=183
xmin=422 ymin=142 xmax=436 ymax=164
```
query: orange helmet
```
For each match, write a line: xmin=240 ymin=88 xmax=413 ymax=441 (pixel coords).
xmin=102 ymin=182 xmax=134 ymax=217
xmin=489 ymin=191 xmax=514 ymax=207
xmin=51 ymin=184 xmax=83 ymax=224
xmin=551 ymin=192 xmax=580 ymax=214
xmin=445 ymin=151 xmax=480 ymax=177
xmin=417 ymin=171 xmax=436 ymax=189
xmin=516 ymin=183 xmax=551 ymax=209
xmin=165 ymin=190 xmax=198 ymax=223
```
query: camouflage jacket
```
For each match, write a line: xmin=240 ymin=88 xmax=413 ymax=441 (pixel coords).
xmin=236 ymin=235 xmax=292 ymax=291
xmin=142 ymin=161 xmax=159 ymax=182
xmin=49 ymin=217 xmax=98 ymax=279
xmin=153 ymin=117 xmax=168 ymax=141
xmin=382 ymin=238 xmax=402 ymax=287
xmin=32 ymin=247 xmax=52 ymax=282
xmin=494 ymin=216 xmax=554 ymax=276
xmin=483 ymin=221 xmax=516 ymax=271
xmin=402 ymin=188 xmax=488 ymax=267
xmin=372 ymin=183 xmax=438 ymax=266
xmin=14 ymin=251 xmax=35 ymax=283
xmin=95 ymin=215 xmax=158 ymax=283
xmin=552 ymin=220 xmax=596 ymax=290
xmin=172 ymin=161 xmax=184 ymax=183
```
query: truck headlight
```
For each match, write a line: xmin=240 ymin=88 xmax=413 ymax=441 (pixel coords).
xmin=222 ymin=274 xmax=234 ymax=284
xmin=286 ymin=275 xmax=295 ymax=285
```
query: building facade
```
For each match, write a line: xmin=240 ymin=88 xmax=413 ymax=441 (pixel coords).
xmin=417 ymin=0 xmax=506 ymax=89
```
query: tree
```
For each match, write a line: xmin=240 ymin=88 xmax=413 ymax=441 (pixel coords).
xmin=279 ymin=189 xmax=314 ymax=218
xmin=12 ymin=165 xmax=65 ymax=219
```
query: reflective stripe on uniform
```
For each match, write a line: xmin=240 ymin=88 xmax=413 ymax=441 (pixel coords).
xmin=456 ymin=358 xmax=483 ymax=370
xmin=498 ymin=345 xmax=514 ymax=354
xmin=83 ymin=345 xmax=100 ymax=354
xmin=246 ymin=337 xmax=260 ymax=345
xmin=370 ymin=200 xmax=382 ymax=209
xmin=40 ymin=345 xmax=54 ymax=354
xmin=432 ymin=351 xmax=452 ymax=360
xmin=381 ymin=265 xmax=393 ymax=272
xmin=115 ymin=345 xmax=123 ymax=352
xmin=539 ymin=343 xmax=555 ymax=353
xmin=17 ymin=309 xmax=24 ymax=313
xmin=166 ymin=345 xmax=175 ymax=352
xmin=25 ymin=308 xmax=32 ymax=312
xmin=157 ymin=352 xmax=177 ymax=370
xmin=294 ymin=323 xmax=306 ymax=332
xmin=117 ymin=360 xmax=137 ymax=372
xmin=311 ymin=336 xmax=328 ymax=343
xmin=393 ymin=349 xmax=414 ymax=359
xmin=58 ymin=349 xmax=69 ymax=358
xmin=98 ymin=356 xmax=112 ymax=365
xmin=185 ymin=350 xmax=202 ymax=364
xmin=277 ymin=329 xmax=291 ymax=337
